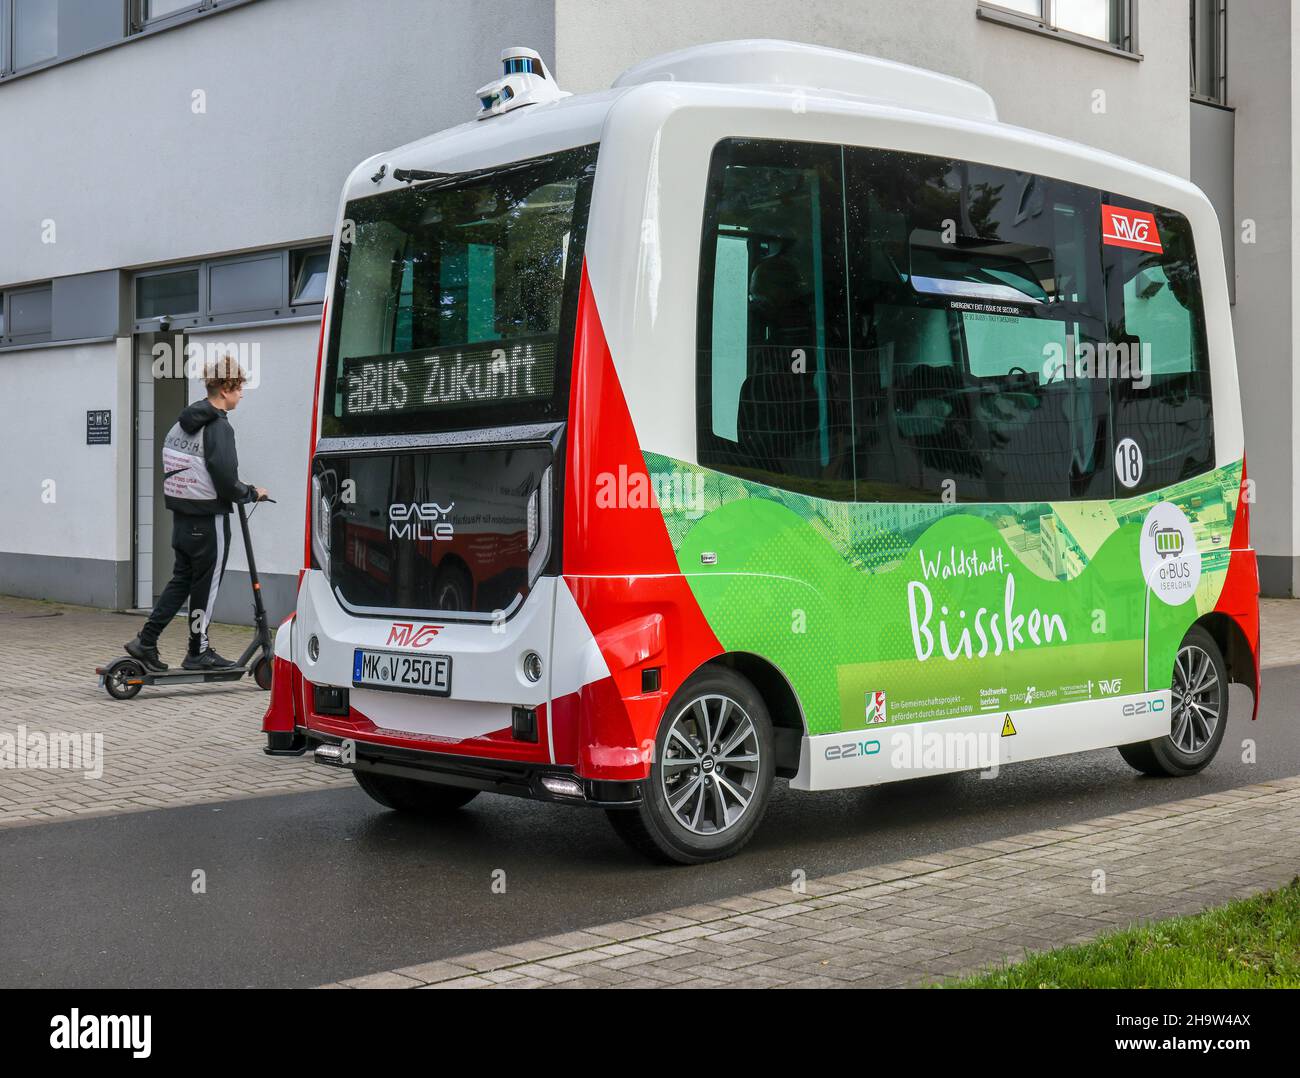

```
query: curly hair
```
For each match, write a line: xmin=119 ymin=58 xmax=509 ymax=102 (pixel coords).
xmin=204 ymin=354 xmax=247 ymax=396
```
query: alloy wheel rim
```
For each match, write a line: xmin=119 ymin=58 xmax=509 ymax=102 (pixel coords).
xmin=1171 ymin=643 xmax=1220 ymax=754
xmin=660 ymin=693 xmax=761 ymax=836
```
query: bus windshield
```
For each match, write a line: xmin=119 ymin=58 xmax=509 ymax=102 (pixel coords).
xmin=322 ymin=144 xmax=597 ymax=437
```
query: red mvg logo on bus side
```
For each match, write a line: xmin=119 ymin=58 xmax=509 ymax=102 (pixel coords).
xmin=1101 ymin=205 xmax=1162 ymax=253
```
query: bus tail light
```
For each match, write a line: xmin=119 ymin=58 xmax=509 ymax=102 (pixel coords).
xmin=311 ymin=473 xmax=331 ymax=575
xmin=526 ymin=467 xmax=553 ymax=582
xmin=527 ymin=485 xmax=540 ymax=552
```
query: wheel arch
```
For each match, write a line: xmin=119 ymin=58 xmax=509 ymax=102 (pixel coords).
xmin=1195 ymin=611 xmax=1258 ymax=713
xmin=698 ymin=651 xmax=807 ymax=777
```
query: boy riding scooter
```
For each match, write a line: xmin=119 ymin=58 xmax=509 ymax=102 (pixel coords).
xmin=125 ymin=356 xmax=268 ymax=672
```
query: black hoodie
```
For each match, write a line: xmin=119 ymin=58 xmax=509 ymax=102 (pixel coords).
xmin=160 ymin=400 xmax=255 ymax=515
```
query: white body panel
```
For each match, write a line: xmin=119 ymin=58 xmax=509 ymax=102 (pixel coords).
xmin=290 ymin=570 xmax=602 ymax=760
xmin=793 ymin=690 xmax=1173 ymax=791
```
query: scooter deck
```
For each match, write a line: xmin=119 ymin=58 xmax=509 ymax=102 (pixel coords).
xmin=136 ymin=667 xmax=250 ymax=685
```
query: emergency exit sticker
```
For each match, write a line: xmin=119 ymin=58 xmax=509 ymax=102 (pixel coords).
xmin=1101 ymin=205 xmax=1162 ymax=253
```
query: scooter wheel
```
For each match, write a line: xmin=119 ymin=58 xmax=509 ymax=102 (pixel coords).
xmin=104 ymin=659 xmax=145 ymax=701
xmin=252 ymin=656 xmax=273 ymax=691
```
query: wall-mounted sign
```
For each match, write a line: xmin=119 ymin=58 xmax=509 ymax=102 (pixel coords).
xmin=86 ymin=410 xmax=111 ymax=445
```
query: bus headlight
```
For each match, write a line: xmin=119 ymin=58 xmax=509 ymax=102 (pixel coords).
xmin=311 ymin=474 xmax=331 ymax=575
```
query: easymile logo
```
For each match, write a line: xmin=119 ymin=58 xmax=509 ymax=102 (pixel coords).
xmin=388 ymin=501 xmax=455 ymax=542
xmin=50 ymin=1009 xmax=151 ymax=1058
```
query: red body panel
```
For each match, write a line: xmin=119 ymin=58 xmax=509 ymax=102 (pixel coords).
xmin=560 ymin=265 xmax=723 ymax=778
xmin=1212 ymin=463 xmax=1262 ymax=719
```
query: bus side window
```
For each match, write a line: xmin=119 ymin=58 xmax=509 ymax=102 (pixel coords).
xmin=1105 ymin=204 xmax=1214 ymax=493
xmin=696 ymin=139 xmax=854 ymax=500
xmin=845 ymin=146 xmax=1111 ymax=504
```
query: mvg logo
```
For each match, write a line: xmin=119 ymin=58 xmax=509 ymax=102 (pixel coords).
xmin=387 ymin=622 xmax=442 ymax=648
xmin=1101 ymin=204 xmax=1162 ymax=253
xmin=389 ymin=502 xmax=454 ymax=542
xmin=1098 ymin=677 xmax=1123 ymax=695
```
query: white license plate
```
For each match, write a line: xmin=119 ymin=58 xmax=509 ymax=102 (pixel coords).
xmin=352 ymin=648 xmax=451 ymax=696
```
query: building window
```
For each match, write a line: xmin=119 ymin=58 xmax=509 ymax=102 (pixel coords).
xmin=6 ymin=283 xmax=52 ymax=343
xmin=138 ymin=0 xmax=205 ymax=27
xmin=208 ymin=251 xmax=283 ymax=317
xmin=136 ymin=267 xmax=200 ymax=322
xmin=1 ymin=1 xmax=255 ymax=81
xmin=979 ymin=0 xmax=1137 ymax=54
xmin=291 ymin=247 xmax=330 ymax=305
xmin=129 ymin=244 xmax=326 ymax=332
xmin=12 ymin=0 xmax=57 ymax=71
xmin=1191 ymin=0 xmax=1227 ymax=104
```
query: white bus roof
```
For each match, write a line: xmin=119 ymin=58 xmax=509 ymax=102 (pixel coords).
xmin=344 ymin=39 xmax=1204 ymax=214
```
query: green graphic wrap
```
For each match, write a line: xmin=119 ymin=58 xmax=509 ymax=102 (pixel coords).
xmin=646 ymin=453 xmax=1242 ymax=736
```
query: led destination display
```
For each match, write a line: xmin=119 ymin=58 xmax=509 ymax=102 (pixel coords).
xmin=341 ymin=336 xmax=556 ymax=417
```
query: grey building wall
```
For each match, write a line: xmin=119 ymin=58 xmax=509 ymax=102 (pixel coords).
xmin=1227 ymin=1 xmax=1296 ymax=595
xmin=1190 ymin=100 xmax=1235 ymax=302
xmin=0 ymin=339 xmax=133 ymax=595
xmin=555 ymin=0 xmax=1192 ymax=177
xmin=0 ymin=0 xmax=556 ymax=285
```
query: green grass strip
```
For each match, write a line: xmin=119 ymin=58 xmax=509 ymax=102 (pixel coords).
xmin=949 ymin=877 xmax=1300 ymax=988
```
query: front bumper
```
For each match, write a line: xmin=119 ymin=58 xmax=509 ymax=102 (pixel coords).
xmin=300 ymin=730 xmax=643 ymax=808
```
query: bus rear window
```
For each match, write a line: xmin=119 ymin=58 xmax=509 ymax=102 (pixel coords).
xmin=322 ymin=144 xmax=597 ymax=437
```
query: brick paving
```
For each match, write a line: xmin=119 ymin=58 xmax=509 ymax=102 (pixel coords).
xmin=1262 ymin=597 xmax=1300 ymax=669
xmin=0 ymin=594 xmax=348 ymax=828
xmin=324 ymin=777 xmax=1300 ymax=989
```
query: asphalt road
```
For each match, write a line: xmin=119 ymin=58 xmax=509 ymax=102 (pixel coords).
xmin=3 ymin=671 xmax=1297 ymax=988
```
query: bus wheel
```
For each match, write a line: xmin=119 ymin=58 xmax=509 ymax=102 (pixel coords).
xmin=1119 ymin=625 xmax=1228 ymax=777
xmin=354 ymin=771 xmax=479 ymax=813
xmin=606 ymin=668 xmax=774 ymax=864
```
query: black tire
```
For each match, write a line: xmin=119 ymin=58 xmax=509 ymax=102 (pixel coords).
xmin=252 ymin=656 xmax=273 ymax=691
xmin=606 ymin=667 xmax=775 ymax=864
xmin=104 ymin=659 xmax=144 ymax=701
xmin=1119 ymin=625 xmax=1228 ymax=777
xmin=354 ymin=770 xmax=479 ymax=813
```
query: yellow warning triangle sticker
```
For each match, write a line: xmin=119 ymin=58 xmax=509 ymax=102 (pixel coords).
xmin=1001 ymin=715 xmax=1017 ymax=737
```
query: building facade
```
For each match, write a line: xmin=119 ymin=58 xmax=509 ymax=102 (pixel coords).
xmin=0 ymin=0 xmax=1293 ymax=624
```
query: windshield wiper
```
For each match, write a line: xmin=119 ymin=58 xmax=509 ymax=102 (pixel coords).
xmin=393 ymin=168 xmax=452 ymax=184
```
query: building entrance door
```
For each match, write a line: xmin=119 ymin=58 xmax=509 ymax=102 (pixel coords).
xmin=134 ymin=332 xmax=189 ymax=609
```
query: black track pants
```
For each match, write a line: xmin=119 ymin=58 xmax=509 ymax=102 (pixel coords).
xmin=141 ymin=513 xmax=231 ymax=654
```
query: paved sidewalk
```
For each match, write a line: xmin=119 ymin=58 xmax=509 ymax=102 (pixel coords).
xmin=326 ymin=776 xmax=1300 ymax=989
xmin=0 ymin=594 xmax=348 ymax=828
xmin=1262 ymin=597 xmax=1300 ymax=669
